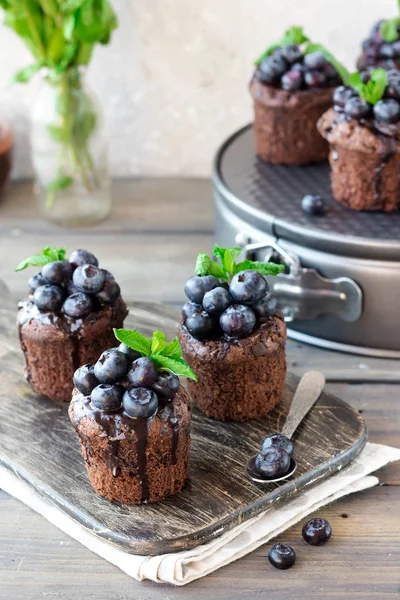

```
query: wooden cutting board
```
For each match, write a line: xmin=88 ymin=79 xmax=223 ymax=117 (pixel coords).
xmin=0 ymin=294 xmax=367 ymax=555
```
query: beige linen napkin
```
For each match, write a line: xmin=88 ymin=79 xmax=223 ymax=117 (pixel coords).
xmin=1 ymin=442 xmax=399 ymax=586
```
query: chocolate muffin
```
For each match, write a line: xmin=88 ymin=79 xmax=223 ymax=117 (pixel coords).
xmin=318 ymin=71 xmax=400 ymax=211
xmin=69 ymin=329 xmax=195 ymax=503
xmin=357 ymin=19 xmax=400 ymax=72
xmin=0 ymin=121 xmax=12 ymax=200
xmin=178 ymin=244 xmax=286 ymax=421
xmin=251 ymin=29 xmax=342 ymax=165
xmin=17 ymin=247 xmax=128 ymax=401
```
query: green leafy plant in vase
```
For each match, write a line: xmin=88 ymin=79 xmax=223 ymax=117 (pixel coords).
xmin=0 ymin=0 xmax=118 ymax=226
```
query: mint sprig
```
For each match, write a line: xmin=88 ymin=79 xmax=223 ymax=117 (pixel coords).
xmin=380 ymin=17 xmax=400 ymax=43
xmin=255 ymin=26 xmax=309 ymax=65
xmin=304 ymin=43 xmax=350 ymax=86
xmin=113 ymin=328 xmax=197 ymax=381
xmin=15 ymin=246 xmax=67 ymax=272
xmin=195 ymin=244 xmax=285 ymax=281
xmin=349 ymin=68 xmax=387 ymax=105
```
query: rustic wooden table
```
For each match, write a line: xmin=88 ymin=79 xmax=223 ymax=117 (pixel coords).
xmin=0 ymin=180 xmax=399 ymax=599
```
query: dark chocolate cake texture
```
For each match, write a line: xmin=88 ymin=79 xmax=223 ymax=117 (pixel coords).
xmin=69 ymin=328 xmax=196 ymax=504
xmin=16 ymin=246 xmax=128 ymax=401
xmin=250 ymin=26 xmax=345 ymax=165
xmin=318 ymin=67 xmax=400 ymax=211
xmin=178 ymin=244 xmax=287 ymax=421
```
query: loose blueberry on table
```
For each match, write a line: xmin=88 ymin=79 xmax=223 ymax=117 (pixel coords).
xmin=182 ymin=244 xmax=285 ymax=342
xmin=15 ymin=246 xmax=122 ymax=318
xmin=268 ymin=543 xmax=296 ymax=570
xmin=254 ymin=433 xmax=294 ymax=479
xmin=254 ymin=26 xmax=342 ymax=91
xmin=302 ymin=517 xmax=332 ymax=545
xmin=301 ymin=194 xmax=326 ymax=216
xmin=73 ymin=328 xmax=197 ymax=416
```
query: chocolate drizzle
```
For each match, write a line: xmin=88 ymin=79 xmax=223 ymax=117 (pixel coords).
xmin=372 ymin=134 xmax=398 ymax=209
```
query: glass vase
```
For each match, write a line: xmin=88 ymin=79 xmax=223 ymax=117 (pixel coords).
xmin=31 ymin=68 xmax=111 ymax=227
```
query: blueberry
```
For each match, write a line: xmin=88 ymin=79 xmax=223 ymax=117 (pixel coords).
xmin=344 ymin=96 xmax=372 ymax=120
xmin=95 ymin=278 xmax=120 ymax=305
xmin=333 ymin=86 xmax=358 ymax=109
xmin=73 ymin=264 xmax=105 ymax=294
xmin=230 ymin=270 xmax=267 ymax=305
xmin=184 ymin=275 xmax=220 ymax=304
xmin=67 ymin=281 xmax=80 ymax=296
xmin=28 ymin=272 xmax=47 ymax=293
xmin=91 ymin=384 xmax=123 ymax=411
xmin=33 ymin=284 xmax=64 ymax=312
xmin=94 ymin=349 xmax=128 ymax=383
xmin=279 ymin=44 xmax=303 ymax=65
xmin=304 ymin=70 xmax=326 ymax=88
xmin=63 ymin=292 xmax=92 ymax=318
xmin=259 ymin=53 xmax=288 ymax=83
xmin=373 ymin=98 xmax=400 ymax=123
xmin=73 ymin=363 xmax=98 ymax=396
xmin=182 ymin=301 xmax=202 ymax=320
xmin=324 ymin=62 xmax=338 ymax=80
xmin=220 ymin=304 xmax=256 ymax=338
xmin=379 ymin=43 xmax=395 ymax=59
xmin=123 ymin=387 xmax=159 ymax=418
xmin=261 ymin=433 xmax=294 ymax=458
xmin=152 ymin=371 xmax=180 ymax=399
xmin=253 ymin=294 xmax=278 ymax=319
xmin=69 ymin=249 xmax=99 ymax=268
xmin=118 ymin=343 xmax=141 ymax=363
xmin=386 ymin=69 xmax=400 ymax=101
xmin=268 ymin=543 xmax=296 ymax=570
xmin=370 ymin=19 xmax=384 ymax=36
xmin=392 ymin=40 xmax=400 ymax=58
xmin=127 ymin=357 xmax=159 ymax=387
xmin=301 ymin=194 xmax=326 ymax=216
xmin=255 ymin=447 xmax=291 ymax=478
xmin=303 ymin=51 xmax=327 ymax=70
xmin=291 ymin=62 xmax=304 ymax=72
xmin=202 ymin=286 xmax=232 ymax=315
xmin=281 ymin=69 xmax=303 ymax=91
xmin=185 ymin=311 xmax=218 ymax=340
xmin=302 ymin=517 xmax=332 ymax=545
xmin=42 ymin=261 xmax=73 ymax=285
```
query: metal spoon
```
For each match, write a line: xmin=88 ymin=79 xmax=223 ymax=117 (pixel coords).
xmin=245 ymin=371 xmax=326 ymax=484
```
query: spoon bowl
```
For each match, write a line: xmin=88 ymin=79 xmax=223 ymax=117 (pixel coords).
xmin=245 ymin=455 xmax=297 ymax=484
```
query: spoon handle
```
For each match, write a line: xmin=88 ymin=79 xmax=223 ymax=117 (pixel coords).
xmin=281 ymin=371 xmax=326 ymax=439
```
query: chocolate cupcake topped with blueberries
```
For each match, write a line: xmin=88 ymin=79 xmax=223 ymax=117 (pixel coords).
xmin=358 ymin=16 xmax=400 ymax=72
xmin=178 ymin=244 xmax=286 ymax=421
xmin=250 ymin=26 xmax=345 ymax=165
xmin=69 ymin=328 xmax=196 ymax=504
xmin=16 ymin=247 xmax=128 ymax=401
xmin=318 ymin=67 xmax=400 ymax=211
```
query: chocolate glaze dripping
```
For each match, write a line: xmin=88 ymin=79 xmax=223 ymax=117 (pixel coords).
xmin=372 ymin=134 xmax=397 ymax=209
xmin=131 ymin=417 xmax=150 ymax=502
xmin=17 ymin=322 xmax=31 ymax=384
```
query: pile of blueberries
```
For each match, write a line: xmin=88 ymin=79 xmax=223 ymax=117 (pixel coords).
xmin=182 ymin=270 xmax=278 ymax=341
xmin=254 ymin=433 xmax=294 ymax=479
xmin=361 ymin=20 xmax=400 ymax=68
xmin=256 ymin=45 xmax=341 ymax=91
xmin=333 ymin=72 xmax=400 ymax=125
xmin=73 ymin=345 xmax=180 ymax=417
xmin=27 ymin=249 xmax=121 ymax=318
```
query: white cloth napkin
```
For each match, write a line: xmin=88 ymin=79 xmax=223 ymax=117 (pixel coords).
xmin=1 ymin=442 xmax=399 ymax=586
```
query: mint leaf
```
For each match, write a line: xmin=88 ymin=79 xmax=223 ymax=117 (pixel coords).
xmin=350 ymin=68 xmax=387 ymax=105
xmin=213 ymin=243 xmax=226 ymax=264
xmin=13 ymin=62 xmax=43 ymax=83
xmin=195 ymin=253 xmax=212 ymax=276
xmin=15 ymin=246 xmax=67 ymax=272
xmin=152 ymin=355 xmax=197 ymax=381
xmin=305 ymin=43 xmax=350 ymax=85
xmin=161 ymin=337 xmax=183 ymax=359
xmin=113 ymin=328 xmax=152 ymax=356
xmin=222 ymin=247 xmax=242 ymax=276
xmin=234 ymin=260 xmax=285 ymax=276
xmin=151 ymin=331 xmax=167 ymax=354
xmin=209 ymin=261 xmax=228 ymax=280
xmin=255 ymin=26 xmax=309 ymax=65
xmin=380 ymin=18 xmax=400 ymax=43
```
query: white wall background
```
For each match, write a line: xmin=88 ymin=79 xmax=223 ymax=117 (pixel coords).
xmin=0 ymin=0 xmax=396 ymax=179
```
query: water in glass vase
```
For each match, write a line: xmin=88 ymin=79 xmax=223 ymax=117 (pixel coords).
xmin=31 ymin=68 xmax=111 ymax=227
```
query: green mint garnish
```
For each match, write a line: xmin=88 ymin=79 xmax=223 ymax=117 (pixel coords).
xmin=113 ymin=328 xmax=197 ymax=381
xmin=195 ymin=244 xmax=285 ymax=281
xmin=15 ymin=246 xmax=67 ymax=272
xmin=255 ymin=26 xmax=309 ymax=65
xmin=349 ymin=68 xmax=387 ymax=105
xmin=380 ymin=18 xmax=400 ymax=43
xmin=304 ymin=43 xmax=350 ymax=86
